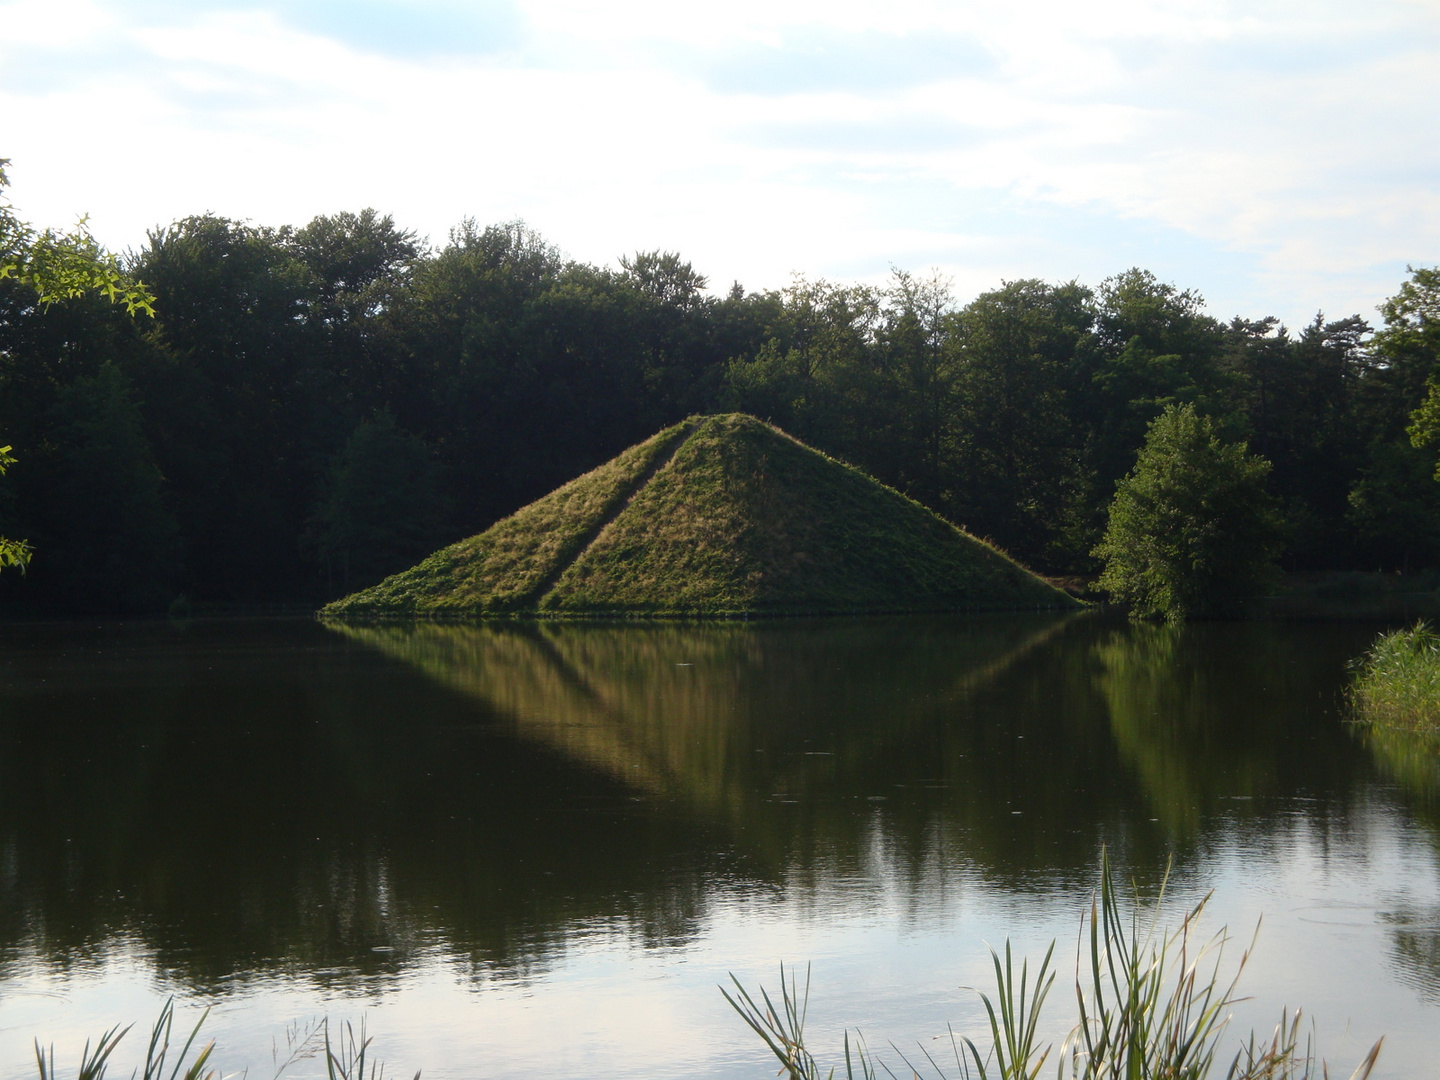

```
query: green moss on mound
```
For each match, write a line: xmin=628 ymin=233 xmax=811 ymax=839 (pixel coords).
xmin=322 ymin=414 xmax=1075 ymax=619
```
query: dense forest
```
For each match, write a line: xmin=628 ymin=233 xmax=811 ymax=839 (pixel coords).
xmin=1 ymin=197 xmax=1438 ymax=613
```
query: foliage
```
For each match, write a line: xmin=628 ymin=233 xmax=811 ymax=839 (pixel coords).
xmin=0 ymin=159 xmax=157 ymax=583
xmin=3 ymin=173 xmax=1440 ymax=611
xmin=1408 ymin=388 xmax=1440 ymax=473
xmin=620 ymin=249 xmax=708 ymax=309
xmin=1095 ymin=404 xmax=1282 ymax=620
xmin=1087 ymin=269 xmax=1228 ymax=501
xmin=0 ymin=443 xmax=31 ymax=572
xmin=721 ymin=273 xmax=1101 ymax=569
xmin=323 ymin=414 xmax=1075 ymax=619
xmin=127 ymin=213 xmax=343 ymax=602
xmin=947 ymin=277 xmax=1094 ymax=567
xmin=1350 ymin=621 xmax=1440 ymax=744
xmin=25 ymin=365 xmax=182 ymax=612
xmin=1277 ymin=316 xmax=1370 ymax=567
xmin=0 ymin=160 xmax=156 ymax=317
xmin=4 ymin=219 xmax=156 ymax=316
xmin=1344 ymin=438 xmax=1440 ymax=573
xmin=311 ymin=411 xmax=450 ymax=594
xmin=293 ymin=208 xmax=420 ymax=324
xmin=1397 ymin=267 xmax=1440 ymax=474
xmin=725 ymin=854 xmax=1382 ymax=1080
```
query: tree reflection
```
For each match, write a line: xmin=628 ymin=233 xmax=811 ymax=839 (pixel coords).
xmin=1091 ymin=622 xmax=1361 ymax=837
xmin=1363 ymin=725 xmax=1440 ymax=1001
xmin=0 ymin=615 xmax=1417 ymax=995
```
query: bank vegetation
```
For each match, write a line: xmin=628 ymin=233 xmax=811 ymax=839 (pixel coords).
xmin=1351 ymin=622 xmax=1440 ymax=745
xmin=2 ymin=161 xmax=1439 ymax=614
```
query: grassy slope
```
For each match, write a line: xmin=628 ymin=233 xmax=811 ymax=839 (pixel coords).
xmin=324 ymin=413 xmax=1075 ymax=619
xmin=542 ymin=414 xmax=1072 ymax=614
xmin=320 ymin=421 xmax=691 ymax=618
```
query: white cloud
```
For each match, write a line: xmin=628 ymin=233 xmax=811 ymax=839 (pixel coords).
xmin=0 ymin=0 xmax=1436 ymax=324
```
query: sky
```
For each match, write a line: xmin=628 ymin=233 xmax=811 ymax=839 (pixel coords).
xmin=1 ymin=0 xmax=1437 ymax=328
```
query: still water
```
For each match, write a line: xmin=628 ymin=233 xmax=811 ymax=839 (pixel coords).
xmin=0 ymin=614 xmax=1437 ymax=1079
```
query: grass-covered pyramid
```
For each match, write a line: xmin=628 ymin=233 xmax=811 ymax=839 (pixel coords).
xmin=321 ymin=413 xmax=1076 ymax=619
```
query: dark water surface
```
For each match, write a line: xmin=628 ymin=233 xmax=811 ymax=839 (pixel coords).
xmin=1 ymin=615 xmax=1437 ymax=1079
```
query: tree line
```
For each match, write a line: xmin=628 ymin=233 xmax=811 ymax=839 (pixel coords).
xmin=1 ymin=186 xmax=1438 ymax=613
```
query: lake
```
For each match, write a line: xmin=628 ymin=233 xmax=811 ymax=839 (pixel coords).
xmin=1 ymin=613 xmax=1437 ymax=1079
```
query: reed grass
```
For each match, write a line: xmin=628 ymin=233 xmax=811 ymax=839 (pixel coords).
xmin=724 ymin=853 xmax=1383 ymax=1080
xmin=35 ymin=1000 xmax=214 ymax=1080
xmin=32 ymin=856 xmax=1385 ymax=1080
xmin=1350 ymin=621 xmax=1440 ymax=743
xmin=32 ymin=1003 xmax=415 ymax=1080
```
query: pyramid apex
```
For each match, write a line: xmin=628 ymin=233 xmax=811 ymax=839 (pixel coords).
xmin=322 ymin=414 xmax=1077 ymax=620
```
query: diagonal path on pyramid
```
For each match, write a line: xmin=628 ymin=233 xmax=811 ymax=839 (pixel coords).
xmin=321 ymin=414 xmax=1078 ymax=619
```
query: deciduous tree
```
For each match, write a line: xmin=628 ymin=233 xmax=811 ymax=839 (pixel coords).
xmin=310 ymin=411 xmax=449 ymax=593
xmin=1095 ymin=403 xmax=1282 ymax=620
xmin=0 ymin=444 xmax=29 ymax=572
xmin=0 ymin=159 xmax=156 ymax=579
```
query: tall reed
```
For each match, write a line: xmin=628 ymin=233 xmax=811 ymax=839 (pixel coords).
xmin=35 ymin=1000 xmax=214 ymax=1080
xmin=1350 ymin=621 xmax=1440 ymax=741
xmin=724 ymin=853 xmax=1382 ymax=1080
xmin=32 ymin=1004 xmax=416 ymax=1080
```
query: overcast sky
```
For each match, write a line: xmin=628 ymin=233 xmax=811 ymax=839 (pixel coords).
xmin=2 ymin=0 xmax=1437 ymax=327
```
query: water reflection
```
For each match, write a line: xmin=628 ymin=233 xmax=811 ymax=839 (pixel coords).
xmin=0 ymin=621 xmax=743 ymax=989
xmin=1358 ymin=724 xmax=1440 ymax=1002
xmin=331 ymin=617 xmax=1394 ymax=886
xmin=325 ymin=616 xmax=1101 ymax=881
xmin=0 ymin=614 xmax=1437 ymax=1073
xmin=1092 ymin=622 xmax=1367 ymax=837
